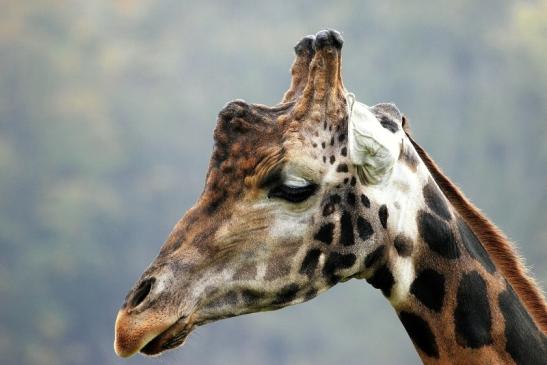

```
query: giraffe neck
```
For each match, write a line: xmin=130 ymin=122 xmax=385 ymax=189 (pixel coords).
xmin=366 ymin=173 xmax=547 ymax=364
xmin=394 ymin=215 xmax=546 ymax=364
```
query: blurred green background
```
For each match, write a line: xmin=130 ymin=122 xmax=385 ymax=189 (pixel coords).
xmin=1 ymin=1 xmax=546 ymax=364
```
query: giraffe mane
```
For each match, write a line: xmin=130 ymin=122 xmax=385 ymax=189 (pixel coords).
xmin=402 ymin=119 xmax=547 ymax=333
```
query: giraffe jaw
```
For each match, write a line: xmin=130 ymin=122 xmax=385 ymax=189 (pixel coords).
xmin=139 ymin=315 xmax=196 ymax=356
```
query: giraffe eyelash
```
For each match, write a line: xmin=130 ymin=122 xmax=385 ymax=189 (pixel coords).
xmin=268 ymin=183 xmax=318 ymax=203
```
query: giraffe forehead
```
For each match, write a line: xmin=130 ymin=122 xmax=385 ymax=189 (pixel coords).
xmin=211 ymin=103 xmax=282 ymax=172
xmin=199 ymin=103 xmax=289 ymax=214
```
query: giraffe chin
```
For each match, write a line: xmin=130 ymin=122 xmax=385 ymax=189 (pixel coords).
xmin=139 ymin=316 xmax=195 ymax=356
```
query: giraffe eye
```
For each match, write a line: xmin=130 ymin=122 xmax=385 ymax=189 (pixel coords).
xmin=268 ymin=183 xmax=318 ymax=203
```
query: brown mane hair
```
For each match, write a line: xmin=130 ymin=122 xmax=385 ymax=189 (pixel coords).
xmin=403 ymin=118 xmax=547 ymax=332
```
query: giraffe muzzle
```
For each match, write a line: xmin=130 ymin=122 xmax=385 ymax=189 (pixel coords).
xmin=114 ymin=309 xmax=193 ymax=357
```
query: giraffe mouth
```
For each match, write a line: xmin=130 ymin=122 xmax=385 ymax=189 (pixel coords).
xmin=140 ymin=315 xmax=196 ymax=355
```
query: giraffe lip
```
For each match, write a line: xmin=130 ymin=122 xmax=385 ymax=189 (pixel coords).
xmin=140 ymin=315 xmax=195 ymax=355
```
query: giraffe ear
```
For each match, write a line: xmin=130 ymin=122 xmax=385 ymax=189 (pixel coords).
xmin=346 ymin=94 xmax=401 ymax=185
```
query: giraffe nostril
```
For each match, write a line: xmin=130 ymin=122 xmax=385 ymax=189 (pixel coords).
xmin=129 ymin=277 xmax=156 ymax=308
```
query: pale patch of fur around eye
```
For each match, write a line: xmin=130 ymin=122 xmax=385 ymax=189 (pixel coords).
xmin=268 ymin=208 xmax=313 ymax=239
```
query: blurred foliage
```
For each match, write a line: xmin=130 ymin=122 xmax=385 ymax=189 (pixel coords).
xmin=0 ymin=1 xmax=546 ymax=364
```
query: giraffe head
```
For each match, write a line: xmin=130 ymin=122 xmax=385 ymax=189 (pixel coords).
xmin=114 ymin=30 xmax=423 ymax=357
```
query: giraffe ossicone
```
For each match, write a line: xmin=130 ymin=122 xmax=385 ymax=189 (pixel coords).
xmin=114 ymin=29 xmax=547 ymax=364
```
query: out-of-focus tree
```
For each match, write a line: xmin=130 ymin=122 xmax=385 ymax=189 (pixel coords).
xmin=0 ymin=1 xmax=545 ymax=364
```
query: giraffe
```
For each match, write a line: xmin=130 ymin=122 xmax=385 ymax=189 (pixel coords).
xmin=114 ymin=30 xmax=547 ymax=364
